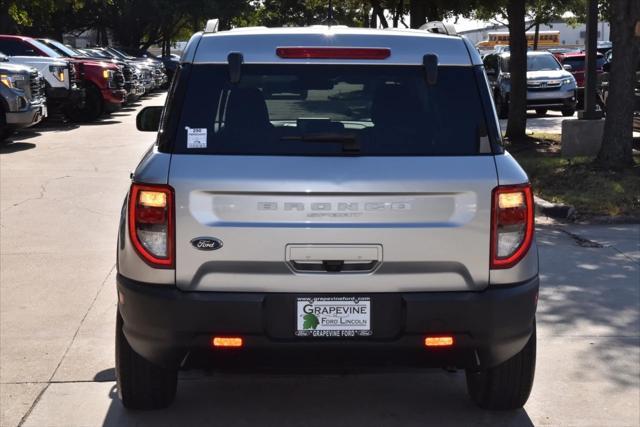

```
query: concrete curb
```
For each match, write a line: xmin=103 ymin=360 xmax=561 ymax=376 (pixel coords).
xmin=534 ymin=196 xmax=576 ymax=220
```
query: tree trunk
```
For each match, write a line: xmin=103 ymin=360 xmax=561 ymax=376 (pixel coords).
xmin=363 ymin=2 xmax=370 ymax=28
xmin=371 ymin=0 xmax=388 ymax=28
xmin=596 ymin=0 xmax=640 ymax=169
xmin=425 ymin=4 xmax=442 ymax=22
xmin=410 ymin=0 xmax=426 ymax=29
xmin=506 ymin=0 xmax=528 ymax=141
xmin=533 ymin=22 xmax=540 ymax=50
xmin=392 ymin=0 xmax=403 ymax=28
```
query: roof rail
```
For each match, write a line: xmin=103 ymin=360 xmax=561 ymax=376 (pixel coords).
xmin=419 ymin=21 xmax=457 ymax=36
xmin=204 ymin=19 xmax=219 ymax=33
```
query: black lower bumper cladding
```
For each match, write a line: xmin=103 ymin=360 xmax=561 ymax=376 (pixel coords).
xmin=117 ymin=274 xmax=538 ymax=371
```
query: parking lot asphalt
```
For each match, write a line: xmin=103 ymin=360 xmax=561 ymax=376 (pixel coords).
xmin=1 ymin=96 xmax=638 ymax=426
xmin=498 ymin=110 xmax=576 ymax=134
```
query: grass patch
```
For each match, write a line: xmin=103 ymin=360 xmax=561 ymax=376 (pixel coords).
xmin=510 ymin=144 xmax=640 ymax=218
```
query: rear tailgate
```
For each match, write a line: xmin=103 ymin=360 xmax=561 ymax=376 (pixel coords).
xmin=170 ymin=155 xmax=497 ymax=293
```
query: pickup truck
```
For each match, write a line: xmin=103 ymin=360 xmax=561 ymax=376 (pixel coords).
xmin=38 ymin=39 xmax=144 ymax=104
xmin=84 ymin=48 xmax=156 ymax=95
xmin=0 ymin=39 xmax=83 ymax=115
xmin=0 ymin=35 xmax=126 ymax=122
xmin=0 ymin=55 xmax=47 ymax=140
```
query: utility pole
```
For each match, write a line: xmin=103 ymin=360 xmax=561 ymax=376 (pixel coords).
xmin=579 ymin=0 xmax=603 ymax=119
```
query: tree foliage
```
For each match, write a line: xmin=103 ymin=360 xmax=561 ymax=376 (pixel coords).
xmin=247 ymin=0 xmax=366 ymax=27
xmin=1 ymin=0 xmax=636 ymax=169
xmin=0 ymin=0 xmax=250 ymax=49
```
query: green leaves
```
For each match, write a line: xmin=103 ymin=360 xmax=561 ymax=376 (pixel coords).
xmin=302 ymin=313 xmax=319 ymax=330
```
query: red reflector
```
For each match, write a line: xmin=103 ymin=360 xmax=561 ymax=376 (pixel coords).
xmin=276 ymin=47 xmax=390 ymax=60
xmin=212 ymin=337 xmax=243 ymax=348
xmin=135 ymin=206 xmax=166 ymax=224
xmin=425 ymin=336 xmax=454 ymax=347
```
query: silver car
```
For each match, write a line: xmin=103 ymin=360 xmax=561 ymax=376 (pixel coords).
xmin=116 ymin=24 xmax=539 ymax=411
xmin=484 ymin=50 xmax=577 ymax=117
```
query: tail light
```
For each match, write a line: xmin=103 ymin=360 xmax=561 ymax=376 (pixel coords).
xmin=128 ymin=183 xmax=174 ymax=268
xmin=490 ymin=184 xmax=534 ymax=269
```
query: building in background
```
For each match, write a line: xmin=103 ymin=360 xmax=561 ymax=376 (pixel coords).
xmin=457 ymin=18 xmax=610 ymax=48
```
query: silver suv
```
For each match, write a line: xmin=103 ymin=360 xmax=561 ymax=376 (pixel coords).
xmin=484 ymin=50 xmax=577 ymax=118
xmin=117 ymin=24 xmax=539 ymax=411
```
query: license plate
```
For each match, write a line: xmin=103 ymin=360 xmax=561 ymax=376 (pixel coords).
xmin=295 ymin=297 xmax=372 ymax=337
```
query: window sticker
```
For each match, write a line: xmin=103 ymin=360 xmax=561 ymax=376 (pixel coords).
xmin=186 ymin=126 xmax=207 ymax=149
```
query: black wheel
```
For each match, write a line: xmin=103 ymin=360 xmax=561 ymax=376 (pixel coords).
xmin=495 ymin=93 xmax=509 ymax=119
xmin=466 ymin=321 xmax=536 ymax=410
xmin=65 ymin=84 xmax=103 ymax=122
xmin=535 ymin=109 xmax=547 ymax=116
xmin=0 ymin=104 xmax=12 ymax=142
xmin=116 ymin=310 xmax=177 ymax=409
xmin=561 ymin=108 xmax=575 ymax=117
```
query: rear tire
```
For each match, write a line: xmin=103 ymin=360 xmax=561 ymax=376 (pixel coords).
xmin=0 ymin=104 xmax=12 ymax=142
xmin=466 ymin=321 xmax=536 ymax=410
xmin=561 ymin=108 xmax=575 ymax=117
xmin=496 ymin=93 xmax=509 ymax=119
xmin=535 ymin=109 xmax=547 ymax=116
xmin=65 ymin=84 xmax=103 ymax=122
xmin=116 ymin=310 xmax=177 ymax=409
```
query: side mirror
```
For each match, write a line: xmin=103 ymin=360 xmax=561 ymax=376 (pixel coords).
xmin=486 ymin=68 xmax=497 ymax=76
xmin=563 ymin=64 xmax=573 ymax=72
xmin=136 ymin=106 xmax=163 ymax=131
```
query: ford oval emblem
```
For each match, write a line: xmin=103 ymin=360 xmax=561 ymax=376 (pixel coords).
xmin=191 ymin=237 xmax=223 ymax=251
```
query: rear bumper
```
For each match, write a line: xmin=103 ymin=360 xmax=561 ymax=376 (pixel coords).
xmin=117 ymin=274 xmax=539 ymax=371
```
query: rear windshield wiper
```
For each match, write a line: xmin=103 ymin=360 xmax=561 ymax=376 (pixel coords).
xmin=281 ymin=133 xmax=360 ymax=152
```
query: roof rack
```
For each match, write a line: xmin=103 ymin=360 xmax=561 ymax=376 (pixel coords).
xmin=419 ymin=21 xmax=457 ymax=36
xmin=204 ymin=19 xmax=219 ymax=33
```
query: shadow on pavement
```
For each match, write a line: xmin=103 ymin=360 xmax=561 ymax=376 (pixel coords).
xmin=94 ymin=368 xmax=116 ymax=382
xmin=536 ymin=225 xmax=640 ymax=390
xmin=0 ymin=141 xmax=36 ymax=154
xmin=100 ymin=370 xmax=534 ymax=427
xmin=76 ymin=119 xmax=122 ymax=126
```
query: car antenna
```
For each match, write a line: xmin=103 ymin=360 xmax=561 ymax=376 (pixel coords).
xmin=322 ymin=0 xmax=337 ymax=27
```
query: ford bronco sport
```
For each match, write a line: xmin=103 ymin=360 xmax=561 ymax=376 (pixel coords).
xmin=117 ymin=23 xmax=539 ymax=411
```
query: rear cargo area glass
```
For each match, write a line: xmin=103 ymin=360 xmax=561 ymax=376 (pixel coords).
xmin=173 ymin=64 xmax=488 ymax=156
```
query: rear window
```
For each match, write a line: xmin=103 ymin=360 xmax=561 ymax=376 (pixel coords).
xmin=172 ymin=64 xmax=489 ymax=156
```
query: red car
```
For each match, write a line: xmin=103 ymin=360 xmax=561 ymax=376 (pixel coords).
xmin=553 ymin=51 xmax=605 ymax=106
xmin=0 ymin=35 xmax=126 ymax=121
